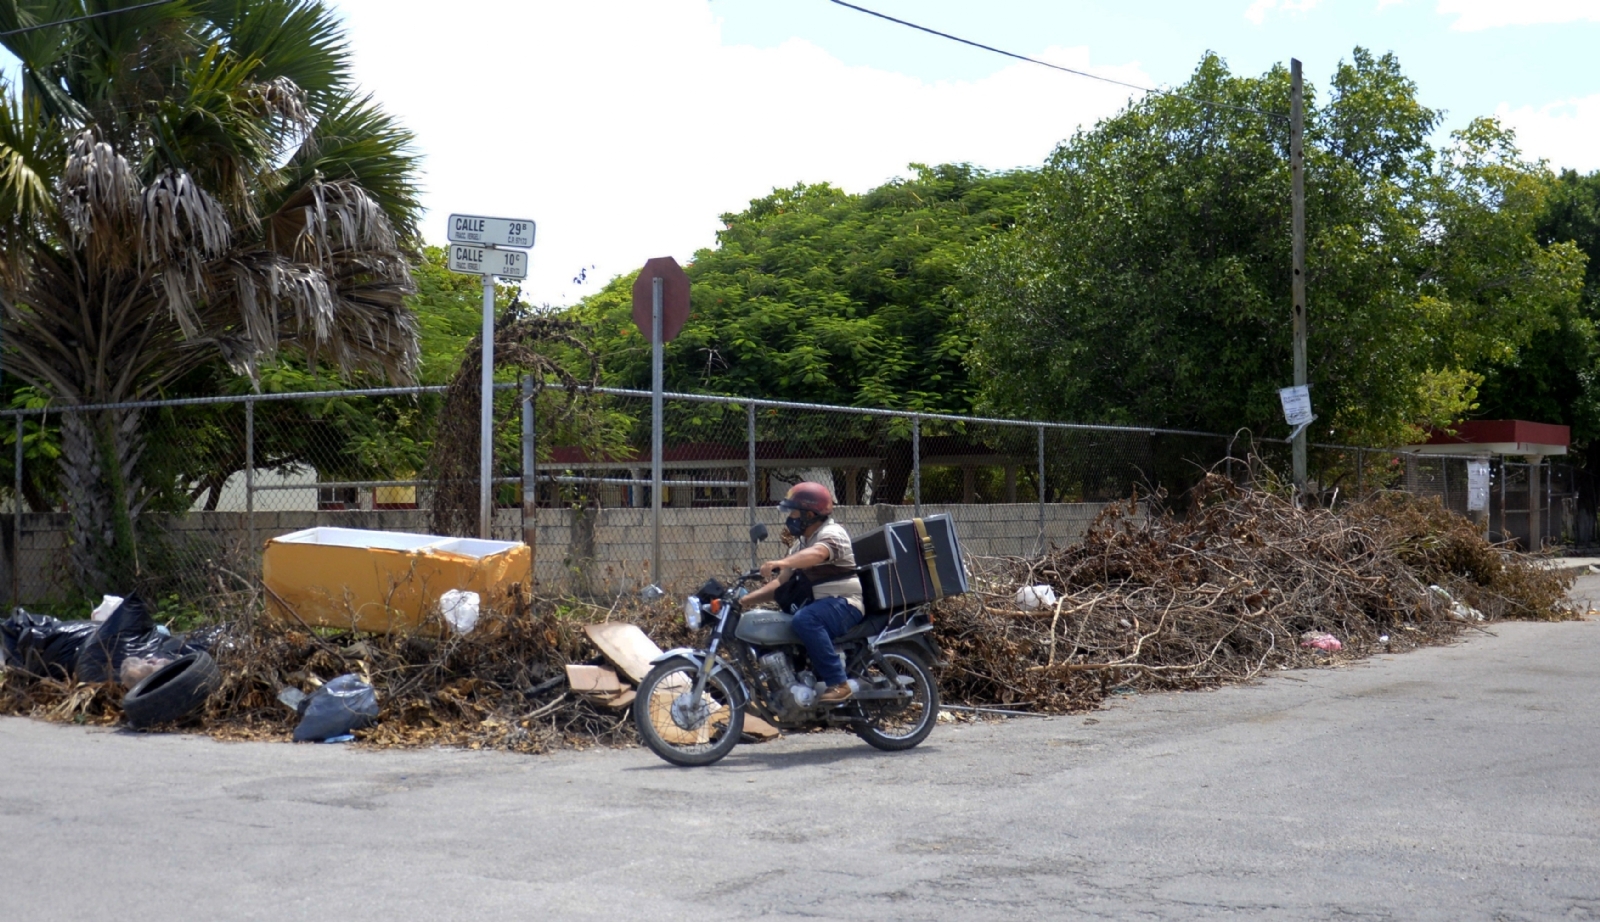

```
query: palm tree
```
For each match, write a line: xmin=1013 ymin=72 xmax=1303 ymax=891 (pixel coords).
xmin=0 ymin=0 xmax=421 ymax=590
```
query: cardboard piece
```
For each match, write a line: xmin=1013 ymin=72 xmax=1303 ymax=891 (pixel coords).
xmin=585 ymin=622 xmax=778 ymax=740
xmin=583 ymin=622 xmax=663 ymax=683
xmin=584 ymin=688 xmax=637 ymax=710
xmin=262 ymin=527 xmax=531 ymax=634
xmin=742 ymin=714 xmax=781 ymax=741
xmin=565 ymin=664 xmax=623 ymax=694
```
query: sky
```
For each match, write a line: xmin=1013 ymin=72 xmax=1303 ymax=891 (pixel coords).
xmin=335 ymin=1 xmax=1597 ymax=306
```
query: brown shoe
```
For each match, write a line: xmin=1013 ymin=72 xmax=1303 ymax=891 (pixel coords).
xmin=818 ymin=682 xmax=853 ymax=704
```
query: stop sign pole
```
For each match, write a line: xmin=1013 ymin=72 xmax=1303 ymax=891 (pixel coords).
xmin=631 ymin=257 xmax=690 ymax=586
xmin=651 ymin=276 xmax=664 ymax=584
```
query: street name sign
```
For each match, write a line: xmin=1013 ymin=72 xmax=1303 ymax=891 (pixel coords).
xmin=447 ymin=214 xmax=536 ymax=249
xmin=448 ymin=244 xmax=528 ymax=279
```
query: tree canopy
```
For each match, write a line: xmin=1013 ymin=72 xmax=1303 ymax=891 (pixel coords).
xmin=1474 ymin=169 xmax=1600 ymax=462
xmin=567 ymin=163 xmax=1036 ymax=414
xmin=0 ymin=0 xmax=422 ymax=589
xmin=963 ymin=50 xmax=1585 ymax=447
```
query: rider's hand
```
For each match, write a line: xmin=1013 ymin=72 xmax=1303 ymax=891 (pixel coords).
xmin=760 ymin=559 xmax=786 ymax=581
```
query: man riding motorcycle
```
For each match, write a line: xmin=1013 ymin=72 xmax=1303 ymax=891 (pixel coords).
xmin=739 ymin=482 xmax=863 ymax=704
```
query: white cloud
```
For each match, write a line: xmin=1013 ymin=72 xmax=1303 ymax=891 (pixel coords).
xmin=1438 ymin=0 xmax=1600 ymax=30
xmin=332 ymin=0 xmax=1149 ymax=306
xmin=1495 ymin=95 xmax=1600 ymax=174
xmin=1244 ymin=0 xmax=1326 ymax=26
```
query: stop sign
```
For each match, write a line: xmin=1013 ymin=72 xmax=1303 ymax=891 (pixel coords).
xmin=631 ymin=256 xmax=691 ymax=343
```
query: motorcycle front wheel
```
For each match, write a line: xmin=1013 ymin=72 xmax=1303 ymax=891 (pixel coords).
xmin=633 ymin=660 xmax=745 ymax=767
xmin=852 ymin=646 xmax=939 ymax=752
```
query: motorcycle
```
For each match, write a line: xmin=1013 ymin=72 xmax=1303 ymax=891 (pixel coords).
xmin=632 ymin=523 xmax=944 ymax=767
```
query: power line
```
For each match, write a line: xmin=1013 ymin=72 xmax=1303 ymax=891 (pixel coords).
xmin=0 ymin=0 xmax=179 ymax=39
xmin=825 ymin=0 xmax=1288 ymax=122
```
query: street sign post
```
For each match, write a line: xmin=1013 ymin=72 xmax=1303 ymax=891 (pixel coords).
xmin=631 ymin=257 xmax=691 ymax=587
xmin=448 ymin=214 xmax=537 ymax=249
xmin=445 ymin=217 xmax=536 ymax=539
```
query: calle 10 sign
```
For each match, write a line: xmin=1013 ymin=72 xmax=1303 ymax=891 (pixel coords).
xmin=448 ymin=243 xmax=528 ymax=279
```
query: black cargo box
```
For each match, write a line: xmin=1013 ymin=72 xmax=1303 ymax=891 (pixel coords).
xmin=853 ymin=514 xmax=969 ymax=613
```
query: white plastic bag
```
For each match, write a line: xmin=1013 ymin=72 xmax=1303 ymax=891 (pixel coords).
xmin=1015 ymin=585 xmax=1058 ymax=610
xmin=118 ymin=654 xmax=174 ymax=688
xmin=438 ymin=589 xmax=480 ymax=634
xmin=91 ymin=594 xmax=124 ymax=622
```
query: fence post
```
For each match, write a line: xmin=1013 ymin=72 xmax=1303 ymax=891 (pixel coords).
xmin=521 ymin=375 xmax=536 ymax=560
xmin=1545 ymin=459 xmax=1553 ymax=548
xmin=1356 ymin=448 xmax=1364 ymax=497
xmin=1500 ymin=459 xmax=1508 ymax=545
xmin=1037 ymin=425 xmax=1046 ymax=554
xmin=245 ymin=397 xmax=254 ymax=563
xmin=912 ymin=415 xmax=921 ymax=515
xmin=12 ymin=414 xmax=20 ymax=606
xmin=747 ymin=402 xmax=757 ymax=571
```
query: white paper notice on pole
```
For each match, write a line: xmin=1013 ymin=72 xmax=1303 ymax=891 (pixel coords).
xmin=1467 ymin=459 xmax=1491 ymax=512
xmin=1279 ymin=385 xmax=1313 ymax=427
xmin=447 ymin=244 xmax=527 ymax=279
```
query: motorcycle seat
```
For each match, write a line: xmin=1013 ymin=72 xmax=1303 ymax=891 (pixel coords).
xmin=836 ymin=611 xmax=893 ymax=643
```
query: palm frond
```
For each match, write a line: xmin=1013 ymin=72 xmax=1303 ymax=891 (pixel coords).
xmin=197 ymin=0 xmax=350 ymax=109
xmin=0 ymin=88 xmax=64 ymax=226
xmin=142 ymin=42 xmax=282 ymax=214
xmin=61 ymin=130 xmax=142 ymax=264
xmin=271 ymin=92 xmax=421 ymax=239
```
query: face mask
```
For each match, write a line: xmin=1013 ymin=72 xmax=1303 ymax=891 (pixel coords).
xmin=785 ymin=515 xmax=809 ymax=537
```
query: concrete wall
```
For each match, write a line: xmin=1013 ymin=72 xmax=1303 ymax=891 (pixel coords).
xmin=0 ymin=502 xmax=1118 ymax=606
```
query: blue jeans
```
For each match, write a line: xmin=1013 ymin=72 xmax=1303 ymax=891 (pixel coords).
xmin=790 ymin=596 xmax=863 ymax=687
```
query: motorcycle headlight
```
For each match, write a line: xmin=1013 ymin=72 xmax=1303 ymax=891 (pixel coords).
xmin=683 ymin=596 xmax=703 ymax=630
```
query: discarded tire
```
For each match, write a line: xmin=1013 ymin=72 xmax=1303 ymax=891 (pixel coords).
xmin=122 ymin=651 xmax=221 ymax=729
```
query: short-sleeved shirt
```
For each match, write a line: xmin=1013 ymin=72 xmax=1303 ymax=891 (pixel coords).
xmin=799 ymin=520 xmax=863 ymax=613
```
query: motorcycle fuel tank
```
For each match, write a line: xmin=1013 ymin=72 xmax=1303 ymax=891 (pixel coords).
xmin=735 ymin=609 xmax=800 ymax=646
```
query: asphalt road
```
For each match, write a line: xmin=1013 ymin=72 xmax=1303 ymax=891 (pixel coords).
xmin=4 ymin=591 xmax=1600 ymax=921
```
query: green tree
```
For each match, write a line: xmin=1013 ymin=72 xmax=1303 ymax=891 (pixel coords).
xmin=569 ymin=163 xmax=1036 ymax=414
xmin=965 ymin=50 xmax=1585 ymax=448
xmin=0 ymin=0 xmax=421 ymax=589
xmin=564 ymin=164 xmax=1035 ymax=503
xmin=1473 ymin=169 xmax=1600 ymax=460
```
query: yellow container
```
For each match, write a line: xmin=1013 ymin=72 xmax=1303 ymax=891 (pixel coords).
xmin=262 ymin=527 xmax=531 ymax=633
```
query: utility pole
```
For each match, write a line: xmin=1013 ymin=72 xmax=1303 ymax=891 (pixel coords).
xmin=1290 ymin=58 xmax=1308 ymax=496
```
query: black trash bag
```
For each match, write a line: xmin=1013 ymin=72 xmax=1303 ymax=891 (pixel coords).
xmin=171 ymin=623 xmax=230 ymax=656
xmin=74 ymin=596 xmax=167 ymax=684
xmin=292 ymin=674 xmax=379 ymax=742
xmin=1 ymin=611 xmax=98 ymax=680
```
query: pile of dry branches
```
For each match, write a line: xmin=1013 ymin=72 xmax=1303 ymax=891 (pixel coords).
xmin=0 ymin=587 xmax=701 ymax=752
xmin=1 ymin=476 xmax=1578 ymax=745
xmin=933 ymin=476 xmax=1577 ymax=712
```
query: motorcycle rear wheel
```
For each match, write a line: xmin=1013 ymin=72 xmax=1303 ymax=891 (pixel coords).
xmin=633 ymin=661 xmax=745 ymax=767
xmin=852 ymin=647 xmax=939 ymax=751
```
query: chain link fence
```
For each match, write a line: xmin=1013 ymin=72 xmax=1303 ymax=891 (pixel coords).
xmin=0 ymin=383 xmax=1584 ymax=612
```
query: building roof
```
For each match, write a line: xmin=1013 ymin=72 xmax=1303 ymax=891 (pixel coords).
xmin=1410 ymin=419 xmax=1569 ymax=457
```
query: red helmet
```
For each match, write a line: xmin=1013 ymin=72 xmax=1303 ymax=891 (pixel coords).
xmin=779 ymin=481 xmax=834 ymax=516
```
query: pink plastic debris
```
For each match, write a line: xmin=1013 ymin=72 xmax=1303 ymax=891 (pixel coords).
xmin=1299 ymin=631 xmax=1343 ymax=652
